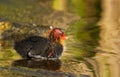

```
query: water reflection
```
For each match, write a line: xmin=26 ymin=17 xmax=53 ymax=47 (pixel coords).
xmin=12 ymin=59 xmax=61 ymax=71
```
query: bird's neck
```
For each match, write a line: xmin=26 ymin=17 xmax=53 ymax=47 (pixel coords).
xmin=49 ymin=37 xmax=63 ymax=45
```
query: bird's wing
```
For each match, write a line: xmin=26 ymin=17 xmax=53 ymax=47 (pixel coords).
xmin=27 ymin=36 xmax=50 ymax=55
xmin=14 ymin=36 xmax=50 ymax=58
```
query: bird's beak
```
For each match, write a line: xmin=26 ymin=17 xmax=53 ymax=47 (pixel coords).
xmin=61 ymin=34 xmax=67 ymax=40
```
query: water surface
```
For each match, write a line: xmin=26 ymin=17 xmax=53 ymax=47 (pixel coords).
xmin=1 ymin=0 xmax=117 ymax=77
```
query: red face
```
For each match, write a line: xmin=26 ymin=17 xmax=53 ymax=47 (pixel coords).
xmin=51 ymin=28 xmax=66 ymax=42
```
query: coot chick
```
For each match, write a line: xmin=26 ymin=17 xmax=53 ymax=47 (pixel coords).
xmin=14 ymin=28 xmax=66 ymax=60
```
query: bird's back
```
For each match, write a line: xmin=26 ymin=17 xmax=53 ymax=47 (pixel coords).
xmin=14 ymin=36 xmax=50 ymax=58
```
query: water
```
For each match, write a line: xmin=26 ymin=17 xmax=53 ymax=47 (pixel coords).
xmin=0 ymin=0 xmax=119 ymax=77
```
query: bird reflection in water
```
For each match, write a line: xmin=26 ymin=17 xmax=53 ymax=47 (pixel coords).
xmin=12 ymin=59 xmax=61 ymax=71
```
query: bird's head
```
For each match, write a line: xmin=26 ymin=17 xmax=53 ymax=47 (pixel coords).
xmin=49 ymin=28 xmax=66 ymax=43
